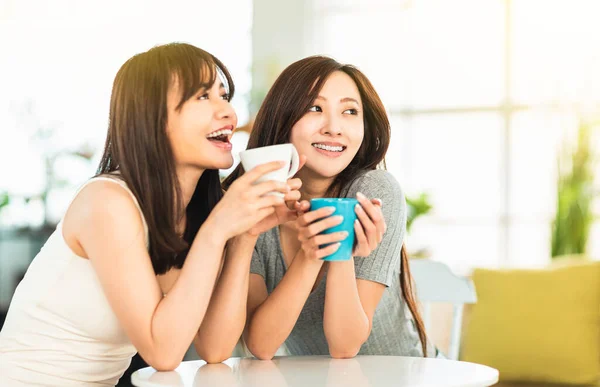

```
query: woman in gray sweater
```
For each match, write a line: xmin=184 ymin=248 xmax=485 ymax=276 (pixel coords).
xmin=223 ymin=56 xmax=435 ymax=360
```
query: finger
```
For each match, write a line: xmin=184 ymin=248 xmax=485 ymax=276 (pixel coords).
xmin=281 ymin=209 xmax=299 ymax=223
xmin=272 ymin=206 xmax=299 ymax=224
xmin=308 ymin=231 xmax=348 ymax=249
xmin=296 ymin=200 xmax=310 ymax=212
xmin=242 ymin=161 xmax=286 ymax=184
xmin=357 ymin=192 xmax=386 ymax=236
xmin=356 ymin=192 xmax=380 ymax=221
xmin=249 ymin=180 xmax=290 ymax=198
xmin=371 ymin=199 xmax=385 ymax=234
xmin=369 ymin=206 xmax=386 ymax=239
xmin=257 ymin=194 xmax=286 ymax=209
xmin=297 ymin=206 xmax=336 ymax=227
xmin=286 ymin=177 xmax=302 ymax=191
xmin=301 ymin=215 xmax=344 ymax=241
xmin=283 ymin=190 xmax=301 ymax=203
xmin=355 ymin=204 xmax=378 ymax=251
xmin=255 ymin=206 xmax=275 ymax=222
xmin=353 ymin=219 xmax=368 ymax=256
xmin=294 ymin=201 xmax=311 ymax=218
xmin=315 ymin=242 xmax=341 ymax=260
xmin=371 ymin=198 xmax=382 ymax=207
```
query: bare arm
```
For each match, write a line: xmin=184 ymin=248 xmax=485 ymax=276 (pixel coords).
xmin=75 ymin=182 xmax=227 ymax=371
xmin=244 ymin=250 xmax=323 ymax=360
xmin=323 ymin=194 xmax=388 ymax=358
xmin=193 ymin=233 xmax=257 ymax=363
xmin=72 ymin=162 xmax=288 ymax=371
xmin=194 ymin=177 xmax=303 ymax=363
xmin=324 ymin=261 xmax=385 ymax=358
xmin=244 ymin=206 xmax=346 ymax=360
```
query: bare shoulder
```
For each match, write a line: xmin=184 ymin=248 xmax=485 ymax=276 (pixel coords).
xmin=63 ymin=179 xmax=145 ymax=255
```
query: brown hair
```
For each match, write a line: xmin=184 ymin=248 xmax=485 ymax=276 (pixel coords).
xmin=223 ymin=56 xmax=428 ymax=356
xmin=97 ymin=43 xmax=235 ymax=275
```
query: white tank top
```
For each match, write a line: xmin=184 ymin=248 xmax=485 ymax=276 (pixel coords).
xmin=0 ymin=175 xmax=148 ymax=386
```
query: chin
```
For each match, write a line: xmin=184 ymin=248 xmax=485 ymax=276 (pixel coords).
xmin=194 ymin=157 xmax=233 ymax=171
xmin=207 ymin=162 xmax=233 ymax=171
xmin=214 ymin=157 xmax=234 ymax=170
xmin=308 ymin=165 xmax=347 ymax=180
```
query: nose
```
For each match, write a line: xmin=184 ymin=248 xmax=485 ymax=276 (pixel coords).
xmin=320 ymin=112 xmax=342 ymax=136
xmin=215 ymin=98 xmax=235 ymax=120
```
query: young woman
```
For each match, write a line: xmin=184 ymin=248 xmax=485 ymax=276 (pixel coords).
xmin=223 ymin=56 xmax=435 ymax=360
xmin=0 ymin=43 xmax=302 ymax=386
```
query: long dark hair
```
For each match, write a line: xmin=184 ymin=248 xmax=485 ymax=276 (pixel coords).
xmin=97 ymin=43 xmax=235 ymax=275
xmin=223 ymin=56 xmax=428 ymax=356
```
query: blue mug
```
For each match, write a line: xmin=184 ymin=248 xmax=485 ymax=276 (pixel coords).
xmin=310 ymin=198 xmax=359 ymax=261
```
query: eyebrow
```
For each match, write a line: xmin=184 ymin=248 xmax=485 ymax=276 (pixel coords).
xmin=198 ymin=82 xmax=227 ymax=94
xmin=315 ymin=95 xmax=360 ymax=104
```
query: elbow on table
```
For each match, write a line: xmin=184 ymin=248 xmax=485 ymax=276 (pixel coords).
xmin=253 ymin=351 xmax=276 ymax=361
xmin=201 ymin=353 xmax=230 ymax=364
xmin=327 ymin=335 xmax=366 ymax=359
xmin=197 ymin=345 xmax=232 ymax=364
xmin=146 ymin=354 xmax=184 ymax=372
xmin=325 ymin=321 xmax=369 ymax=359
xmin=247 ymin=342 xmax=276 ymax=361
xmin=329 ymin=345 xmax=361 ymax=359
xmin=195 ymin=343 xmax=235 ymax=364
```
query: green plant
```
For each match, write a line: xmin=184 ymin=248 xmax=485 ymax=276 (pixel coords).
xmin=0 ymin=191 xmax=9 ymax=211
xmin=551 ymin=120 xmax=598 ymax=258
xmin=406 ymin=192 xmax=433 ymax=233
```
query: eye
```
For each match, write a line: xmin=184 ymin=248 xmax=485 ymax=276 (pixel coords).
xmin=197 ymin=93 xmax=209 ymax=100
xmin=308 ymin=105 xmax=322 ymax=112
xmin=221 ymin=93 xmax=230 ymax=101
xmin=343 ymin=108 xmax=359 ymax=115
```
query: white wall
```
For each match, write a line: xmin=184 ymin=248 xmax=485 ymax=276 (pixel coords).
xmin=250 ymin=0 xmax=316 ymax=112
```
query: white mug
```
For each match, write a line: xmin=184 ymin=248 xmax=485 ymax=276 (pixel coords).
xmin=239 ymin=143 xmax=300 ymax=196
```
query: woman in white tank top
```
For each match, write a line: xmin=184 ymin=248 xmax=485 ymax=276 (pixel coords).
xmin=0 ymin=43 xmax=303 ymax=386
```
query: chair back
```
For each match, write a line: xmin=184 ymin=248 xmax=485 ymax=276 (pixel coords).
xmin=410 ymin=259 xmax=477 ymax=360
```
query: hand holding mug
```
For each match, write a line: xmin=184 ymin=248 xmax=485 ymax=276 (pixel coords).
xmin=239 ymin=144 xmax=300 ymax=197
xmin=295 ymin=205 xmax=348 ymax=261
xmin=294 ymin=195 xmax=386 ymax=260
xmin=247 ymin=155 xmax=307 ymax=236
xmin=352 ymin=193 xmax=386 ymax=257
xmin=208 ymin=161 xmax=290 ymax=241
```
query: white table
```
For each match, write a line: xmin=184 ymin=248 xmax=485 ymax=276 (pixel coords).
xmin=131 ymin=356 xmax=499 ymax=387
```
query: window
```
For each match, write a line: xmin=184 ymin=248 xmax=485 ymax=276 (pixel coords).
xmin=310 ymin=0 xmax=600 ymax=273
xmin=0 ymin=0 xmax=253 ymax=227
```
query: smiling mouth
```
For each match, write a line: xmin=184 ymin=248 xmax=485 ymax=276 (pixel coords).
xmin=311 ymin=143 xmax=346 ymax=152
xmin=206 ymin=129 xmax=233 ymax=143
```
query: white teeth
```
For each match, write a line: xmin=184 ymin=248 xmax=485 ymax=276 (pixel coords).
xmin=312 ymin=143 xmax=344 ymax=152
xmin=206 ymin=129 xmax=233 ymax=138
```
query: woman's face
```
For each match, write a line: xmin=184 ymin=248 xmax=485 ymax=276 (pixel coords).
xmin=290 ymin=71 xmax=364 ymax=180
xmin=166 ymin=72 xmax=237 ymax=171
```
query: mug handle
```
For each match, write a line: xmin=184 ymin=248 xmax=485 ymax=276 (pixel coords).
xmin=287 ymin=145 xmax=300 ymax=178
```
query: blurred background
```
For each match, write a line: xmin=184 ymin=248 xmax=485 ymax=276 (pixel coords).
xmin=1 ymin=0 xmax=600 ymax=384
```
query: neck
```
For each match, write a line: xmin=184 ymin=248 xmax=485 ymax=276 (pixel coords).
xmin=296 ymin=168 xmax=335 ymax=202
xmin=176 ymin=165 xmax=205 ymax=214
